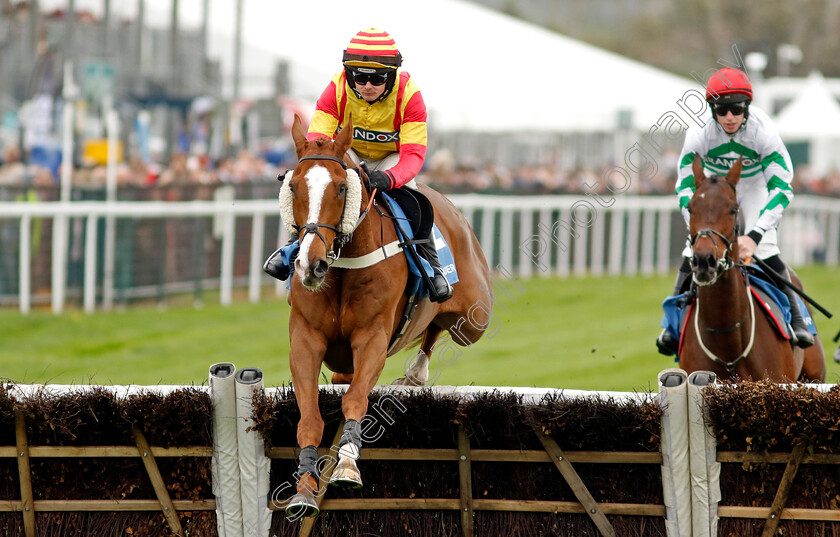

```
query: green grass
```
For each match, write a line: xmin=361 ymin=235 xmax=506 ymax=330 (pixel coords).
xmin=2 ymin=267 xmax=839 ymax=391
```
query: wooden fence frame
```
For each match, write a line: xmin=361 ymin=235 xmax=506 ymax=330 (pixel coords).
xmin=4 ymin=411 xmax=840 ymax=537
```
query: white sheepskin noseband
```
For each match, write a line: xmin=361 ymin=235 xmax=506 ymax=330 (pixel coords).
xmin=277 ymin=165 xmax=363 ymax=237
xmin=340 ymin=167 xmax=363 ymax=234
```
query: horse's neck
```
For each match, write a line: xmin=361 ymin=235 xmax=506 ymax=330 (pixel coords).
xmin=696 ymin=268 xmax=749 ymax=330
xmin=342 ymin=195 xmax=386 ymax=256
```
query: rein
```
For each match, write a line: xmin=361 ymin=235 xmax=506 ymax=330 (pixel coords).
xmin=693 ymin=275 xmax=757 ymax=377
xmin=689 ymin=222 xmax=754 ymax=375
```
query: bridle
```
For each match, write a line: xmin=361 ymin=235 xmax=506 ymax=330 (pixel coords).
xmin=687 ymin=207 xmax=755 ymax=376
xmin=688 ymin=228 xmax=735 ymax=287
xmin=294 ymin=154 xmax=375 ymax=262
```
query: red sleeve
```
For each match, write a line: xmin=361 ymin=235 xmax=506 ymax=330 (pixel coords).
xmin=387 ymin=91 xmax=427 ymax=188
xmin=306 ymin=80 xmax=340 ymax=141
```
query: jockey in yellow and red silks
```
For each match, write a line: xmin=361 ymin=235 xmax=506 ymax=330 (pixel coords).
xmin=307 ymin=28 xmax=428 ymax=192
xmin=264 ymin=28 xmax=452 ymax=303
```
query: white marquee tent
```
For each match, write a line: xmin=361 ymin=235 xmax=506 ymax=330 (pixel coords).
xmin=107 ymin=0 xmax=697 ymax=134
xmin=226 ymin=0 xmax=697 ymax=133
xmin=775 ymin=71 xmax=840 ymax=176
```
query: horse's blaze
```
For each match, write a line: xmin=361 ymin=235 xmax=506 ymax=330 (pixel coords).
xmin=294 ymin=164 xmax=337 ymax=291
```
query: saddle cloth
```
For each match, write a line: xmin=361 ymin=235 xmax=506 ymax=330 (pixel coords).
xmin=381 ymin=192 xmax=459 ymax=298
xmin=660 ymin=270 xmax=816 ymax=360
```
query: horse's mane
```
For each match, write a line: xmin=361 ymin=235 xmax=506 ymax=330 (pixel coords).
xmin=310 ymin=137 xmax=332 ymax=150
xmin=699 ymin=174 xmax=736 ymax=194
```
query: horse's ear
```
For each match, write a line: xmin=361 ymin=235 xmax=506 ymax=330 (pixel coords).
xmin=291 ymin=114 xmax=308 ymax=157
xmin=692 ymin=155 xmax=707 ymax=188
xmin=334 ymin=116 xmax=353 ymax=157
xmin=726 ymin=157 xmax=743 ymax=187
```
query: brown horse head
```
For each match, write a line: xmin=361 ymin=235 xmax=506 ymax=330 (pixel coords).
xmin=283 ymin=114 xmax=361 ymax=290
xmin=687 ymin=155 xmax=741 ymax=286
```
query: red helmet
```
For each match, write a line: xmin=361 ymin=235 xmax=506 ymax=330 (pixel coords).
xmin=342 ymin=28 xmax=403 ymax=69
xmin=705 ymin=67 xmax=753 ymax=103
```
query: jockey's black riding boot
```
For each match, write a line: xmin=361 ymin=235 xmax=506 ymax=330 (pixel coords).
xmin=416 ymin=231 xmax=453 ymax=303
xmin=656 ymin=259 xmax=693 ymax=356
xmin=764 ymin=256 xmax=814 ymax=349
xmin=780 ymin=269 xmax=814 ymax=349
xmin=263 ymin=233 xmax=299 ymax=281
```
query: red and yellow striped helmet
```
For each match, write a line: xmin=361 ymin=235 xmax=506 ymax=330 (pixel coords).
xmin=342 ymin=28 xmax=403 ymax=69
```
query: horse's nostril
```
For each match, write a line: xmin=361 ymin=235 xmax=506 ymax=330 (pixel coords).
xmin=312 ymin=260 xmax=329 ymax=279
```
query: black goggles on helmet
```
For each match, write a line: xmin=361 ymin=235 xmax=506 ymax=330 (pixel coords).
xmin=350 ymin=70 xmax=389 ymax=86
xmin=711 ymin=102 xmax=748 ymax=116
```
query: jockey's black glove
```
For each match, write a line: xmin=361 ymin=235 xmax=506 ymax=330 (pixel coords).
xmin=366 ymin=169 xmax=394 ymax=192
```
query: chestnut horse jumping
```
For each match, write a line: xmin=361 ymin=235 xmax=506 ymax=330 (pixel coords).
xmin=679 ymin=156 xmax=826 ymax=382
xmin=280 ymin=116 xmax=493 ymax=516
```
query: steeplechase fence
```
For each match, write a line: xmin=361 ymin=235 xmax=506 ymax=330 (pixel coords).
xmin=1 ymin=367 xmax=839 ymax=536
xmin=1 ymin=194 xmax=839 ymax=314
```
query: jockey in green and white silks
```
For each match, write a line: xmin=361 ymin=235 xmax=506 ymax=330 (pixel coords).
xmin=656 ymin=66 xmax=814 ymax=355
xmin=676 ymin=104 xmax=793 ymax=261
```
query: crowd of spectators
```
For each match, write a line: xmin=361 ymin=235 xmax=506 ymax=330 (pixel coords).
xmin=3 ymin=144 xmax=840 ymax=197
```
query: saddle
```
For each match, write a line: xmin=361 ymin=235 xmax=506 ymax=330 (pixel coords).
xmin=378 ymin=187 xmax=432 ymax=243
xmin=660 ymin=267 xmax=816 ymax=360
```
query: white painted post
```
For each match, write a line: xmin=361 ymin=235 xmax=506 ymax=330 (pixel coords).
xmin=608 ymin=208 xmax=624 ymax=276
xmin=573 ymin=222 xmax=588 ymax=277
xmin=84 ymin=215 xmax=98 ymax=313
xmin=210 ymin=362 xmax=244 ymax=537
xmin=555 ymin=208 xmax=571 ymax=278
xmin=532 ymin=208 xmax=549 ymax=277
xmin=658 ymin=368 xmax=691 ymax=537
xmin=625 ymin=208 xmax=641 ymax=275
xmin=53 ymin=61 xmax=77 ymax=315
xmin=517 ymin=209 xmax=532 ymax=278
xmin=687 ymin=371 xmax=721 ymax=537
xmin=657 ymin=208 xmax=672 ymax=274
xmin=827 ymin=212 xmax=839 ymax=266
xmin=235 ymin=368 xmax=272 ymax=537
xmin=19 ymin=214 xmax=31 ymax=314
xmin=590 ymin=209 xmax=605 ymax=277
xmin=500 ymin=208 xmax=513 ymax=274
xmin=51 ymin=216 xmax=67 ymax=314
xmin=103 ymin=100 xmax=119 ymax=310
xmin=249 ymin=213 xmax=265 ymax=303
xmin=220 ymin=212 xmax=235 ymax=306
xmin=60 ymin=61 xmax=76 ymax=204
xmin=640 ymin=208 xmax=656 ymax=276
xmin=480 ymin=207 xmax=494 ymax=268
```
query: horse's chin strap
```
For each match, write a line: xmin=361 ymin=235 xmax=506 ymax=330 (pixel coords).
xmin=693 ymin=278 xmax=757 ymax=377
xmin=690 ymin=228 xmax=735 ymax=287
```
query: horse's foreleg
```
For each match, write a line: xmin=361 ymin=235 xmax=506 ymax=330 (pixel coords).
xmin=329 ymin=327 xmax=389 ymax=488
xmin=287 ymin=325 xmax=327 ymax=515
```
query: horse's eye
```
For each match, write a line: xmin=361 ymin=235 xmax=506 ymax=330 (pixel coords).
xmin=289 ymin=184 xmax=297 ymax=196
xmin=730 ymin=205 xmax=739 ymax=215
xmin=338 ymin=184 xmax=347 ymax=196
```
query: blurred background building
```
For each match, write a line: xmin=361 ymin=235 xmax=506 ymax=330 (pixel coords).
xmin=1 ymin=0 xmax=840 ymax=194
xmin=2 ymin=0 xmax=840 ymax=311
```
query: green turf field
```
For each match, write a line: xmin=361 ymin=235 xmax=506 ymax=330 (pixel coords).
xmin=1 ymin=267 xmax=838 ymax=392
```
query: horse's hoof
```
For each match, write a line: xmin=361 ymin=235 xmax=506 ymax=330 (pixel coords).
xmin=285 ymin=493 xmax=319 ymax=518
xmin=329 ymin=457 xmax=363 ymax=488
